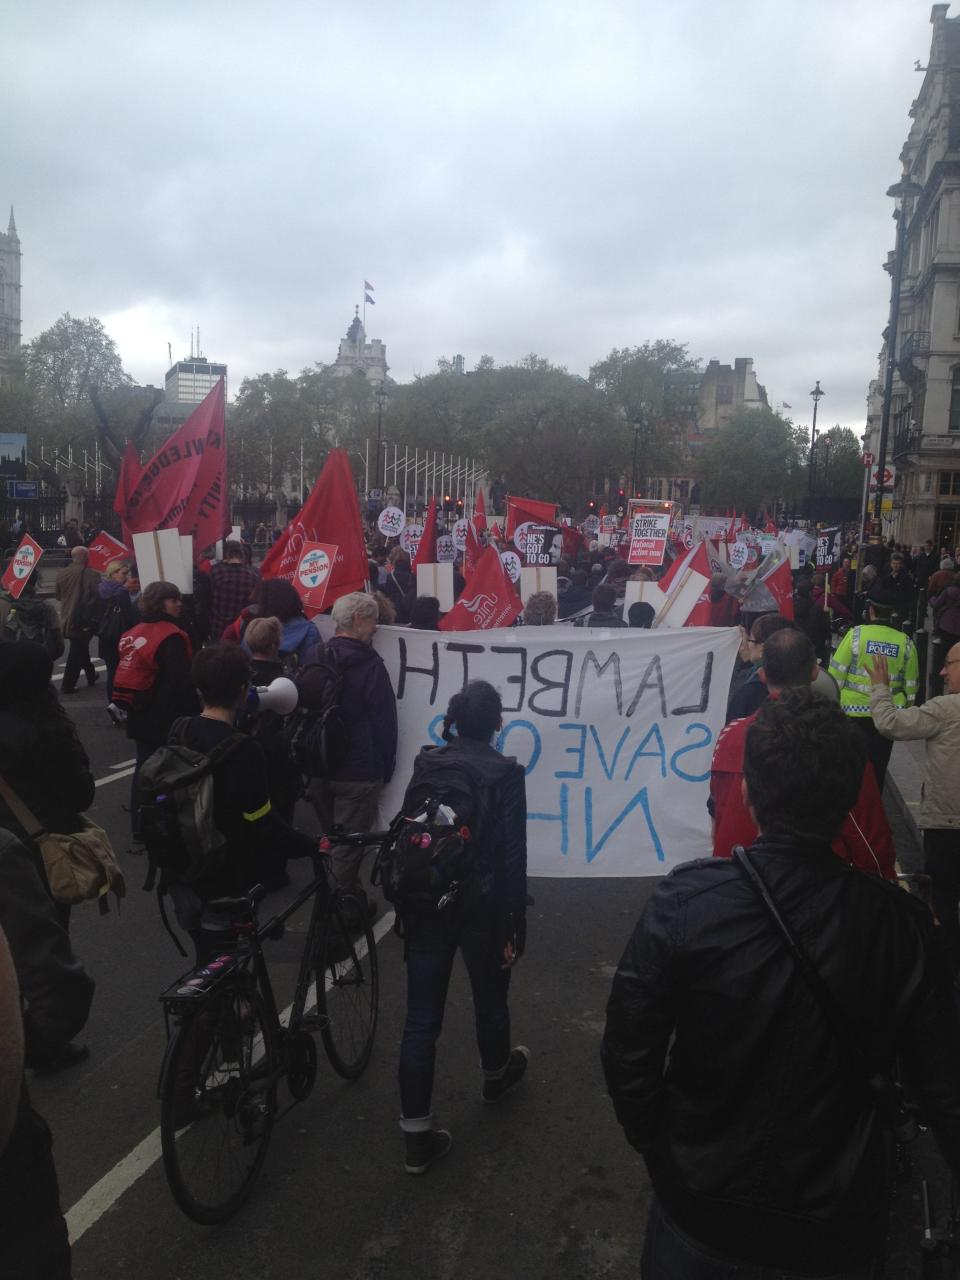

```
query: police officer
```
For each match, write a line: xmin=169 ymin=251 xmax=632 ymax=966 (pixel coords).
xmin=829 ymin=590 xmax=918 ymax=789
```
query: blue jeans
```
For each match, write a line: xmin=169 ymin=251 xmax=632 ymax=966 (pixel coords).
xmin=399 ymin=910 xmax=511 ymax=1119
xmin=641 ymin=1199 xmax=881 ymax=1279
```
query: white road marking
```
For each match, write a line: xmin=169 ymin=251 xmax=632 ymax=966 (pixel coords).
xmin=111 ymin=758 xmax=136 ymax=769
xmin=65 ymin=908 xmax=396 ymax=1244
xmin=94 ymin=767 xmax=136 ymax=788
xmin=51 ymin=659 xmax=107 ymax=686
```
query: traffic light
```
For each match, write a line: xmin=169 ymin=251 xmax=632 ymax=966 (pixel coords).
xmin=587 ymin=497 xmax=597 ymax=513
xmin=456 ymin=496 xmax=464 ymax=515
xmin=616 ymin=488 xmax=626 ymax=518
xmin=443 ymin=493 xmax=452 ymax=514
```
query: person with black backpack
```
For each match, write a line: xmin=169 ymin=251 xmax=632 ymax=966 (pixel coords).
xmin=0 ymin=576 xmax=64 ymax=661
xmin=390 ymin=680 xmax=529 ymax=1176
xmin=140 ymin=644 xmax=317 ymax=964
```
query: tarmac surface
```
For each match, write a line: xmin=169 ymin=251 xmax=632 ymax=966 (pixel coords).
xmin=17 ymin=648 xmax=954 ymax=1279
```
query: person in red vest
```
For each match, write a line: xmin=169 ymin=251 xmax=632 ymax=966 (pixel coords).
xmin=114 ymin=581 xmax=199 ymax=841
xmin=710 ymin=627 xmax=895 ymax=879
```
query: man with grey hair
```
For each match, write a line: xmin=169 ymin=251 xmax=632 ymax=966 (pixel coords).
xmin=55 ymin=545 xmax=100 ymax=693
xmin=300 ymin=592 xmax=397 ymax=895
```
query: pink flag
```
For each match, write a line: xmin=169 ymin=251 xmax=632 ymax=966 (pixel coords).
xmin=473 ymin=487 xmax=487 ymax=532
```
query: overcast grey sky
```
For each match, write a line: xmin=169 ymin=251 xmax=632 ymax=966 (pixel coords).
xmin=3 ymin=0 xmax=939 ymax=435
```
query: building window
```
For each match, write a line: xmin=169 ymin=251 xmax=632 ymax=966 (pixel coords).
xmin=950 ymin=368 xmax=960 ymax=431
xmin=716 ymin=383 xmax=733 ymax=404
xmin=940 ymin=471 xmax=960 ymax=496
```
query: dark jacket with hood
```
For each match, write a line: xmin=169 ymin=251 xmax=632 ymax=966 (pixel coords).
xmin=404 ymin=735 xmax=527 ymax=912
xmin=299 ymin=635 xmax=397 ymax=783
xmin=602 ymin=835 xmax=960 ymax=1273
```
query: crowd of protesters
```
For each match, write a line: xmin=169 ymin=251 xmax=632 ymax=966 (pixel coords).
xmin=3 ymin=509 xmax=960 ymax=1277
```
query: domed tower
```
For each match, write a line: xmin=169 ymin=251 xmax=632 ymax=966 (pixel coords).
xmin=334 ymin=305 xmax=388 ymax=385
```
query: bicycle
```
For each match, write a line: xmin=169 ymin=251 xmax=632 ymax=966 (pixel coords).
xmin=157 ymin=831 xmax=390 ymax=1224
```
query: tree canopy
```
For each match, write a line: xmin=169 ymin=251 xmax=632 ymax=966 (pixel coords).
xmin=692 ymin=406 xmax=808 ymax=513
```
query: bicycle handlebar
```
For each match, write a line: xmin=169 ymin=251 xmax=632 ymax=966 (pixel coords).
xmin=318 ymin=829 xmax=392 ymax=851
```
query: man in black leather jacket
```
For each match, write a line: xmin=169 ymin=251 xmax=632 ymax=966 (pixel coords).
xmin=602 ymin=690 xmax=960 ymax=1277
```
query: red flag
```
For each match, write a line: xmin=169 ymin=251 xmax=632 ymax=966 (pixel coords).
xmin=439 ymin=546 xmax=522 ymax=631
xmin=739 ymin=512 xmax=749 ymax=531
xmin=505 ymin=495 xmax=558 ymax=538
xmin=411 ymin=498 xmax=439 ymax=569
xmin=463 ymin=520 xmax=483 ymax=584
xmin=260 ymin=448 xmax=368 ymax=608
xmin=1 ymin=534 xmax=43 ymax=599
xmin=87 ymin=530 xmax=131 ymax=572
xmin=113 ymin=442 xmax=139 ymax=547
xmin=763 ymin=557 xmax=795 ymax=619
xmin=473 ymin=487 xmax=487 ymax=532
xmin=489 ymin=520 xmax=503 ymax=542
xmin=764 ymin=511 xmax=777 ymax=534
xmin=120 ymin=381 xmax=229 ymax=549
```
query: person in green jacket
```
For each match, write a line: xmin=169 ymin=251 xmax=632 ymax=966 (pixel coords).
xmin=829 ymin=595 xmax=918 ymax=788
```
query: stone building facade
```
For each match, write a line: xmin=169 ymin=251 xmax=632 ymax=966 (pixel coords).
xmin=333 ymin=307 xmax=388 ymax=384
xmin=866 ymin=4 xmax=960 ymax=551
xmin=0 ymin=208 xmax=21 ymax=387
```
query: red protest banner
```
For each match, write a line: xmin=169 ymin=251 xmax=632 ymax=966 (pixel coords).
xmin=118 ymin=381 xmax=230 ymax=550
xmin=292 ymin=541 xmax=339 ymax=616
xmin=1 ymin=534 xmax=43 ymax=600
xmin=439 ymin=545 xmax=522 ymax=631
xmin=260 ymin=449 xmax=368 ymax=608
xmin=87 ymin=531 xmax=131 ymax=573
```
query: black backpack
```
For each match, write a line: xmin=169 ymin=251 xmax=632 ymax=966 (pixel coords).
xmin=289 ymin=646 xmax=349 ymax=778
xmin=373 ymin=748 xmax=488 ymax=917
xmin=138 ymin=719 xmax=247 ymax=892
xmin=2 ymin=596 xmax=64 ymax=661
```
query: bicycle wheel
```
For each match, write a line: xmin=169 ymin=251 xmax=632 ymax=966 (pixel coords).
xmin=159 ymin=979 xmax=278 ymax=1224
xmin=315 ymin=891 xmax=379 ymax=1079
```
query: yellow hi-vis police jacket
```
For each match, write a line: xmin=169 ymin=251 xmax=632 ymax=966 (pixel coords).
xmin=829 ymin=624 xmax=919 ymax=716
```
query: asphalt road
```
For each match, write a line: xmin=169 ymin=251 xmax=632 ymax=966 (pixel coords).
xmin=28 ymin=661 xmax=947 ymax=1279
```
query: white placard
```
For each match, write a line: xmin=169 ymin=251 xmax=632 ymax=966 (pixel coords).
xmin=513 ymin=521 xmax=534 ymax=553
xmin=501 ymin=551 xmax=521 ymax=583
xmin=623 ymin=580 xmax=668 ymax=618
xmin=453 ymin=518 xmax=470 ymax=550
xmin=400 ymin=523 xmax=423 ymax=556
xmin=416 ymin=562 xmax=455 ymax=612
xmin=179 ymin=535 xmax=194 ymax=593
xmin=519 ymin=565 xmax=558 ymax=604
xmin=582 ymin=515 xmax=601 ymax=536
xmin=132 ymin=529 xmax=192 ymax=593
xmin=436 ymin=534 xmax=456 ymax=563
xmin=374 ymin=624 xmax=741 ymax=876
xmin=377 ymin=506 xmax=405 ymax=538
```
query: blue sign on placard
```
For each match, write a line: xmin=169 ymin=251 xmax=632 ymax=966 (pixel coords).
xmin=6 ymin=481 xmax=38 ymax=500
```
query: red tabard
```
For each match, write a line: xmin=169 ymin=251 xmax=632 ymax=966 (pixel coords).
xmin=112 ymin=622 xmax=191 ymax=706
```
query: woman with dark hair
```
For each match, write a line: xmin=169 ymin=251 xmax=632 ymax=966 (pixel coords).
xmin=225 ymin=577 xmax=318 ymax=668
xmin=116 ymin=581 xmax=199 ymax=841
xmin=396 ymin=679 xmax=528 ymax=1175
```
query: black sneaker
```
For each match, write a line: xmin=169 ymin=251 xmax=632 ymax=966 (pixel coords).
xmin=482 ymin=1046 xmax=530 ymax=1103
xmin=404 ymin=1127 xmax=452 ymax=1175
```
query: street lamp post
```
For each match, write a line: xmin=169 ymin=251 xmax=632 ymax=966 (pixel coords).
xmin=873 ymin=176 xmax=923 ymax=531
xmin=374 ymin=384 xmax=387 ymax=492
xmin=631 ymin=414 xmax=646 ymax=497
xmin=807 ymin=380 xmax=824 ymax=498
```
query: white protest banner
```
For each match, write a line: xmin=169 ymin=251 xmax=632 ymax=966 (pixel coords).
xmin=377 ymin=506 xmax=405 ymax=539
xmin=500 ymin=550 xmax=521 ymax=583
xmin=400 ymin=523 xmax=423 ymax=557
xmin=627 ymin=512 xmax=671 ymax=566
xmin=453 ymin=518 xmax=471 ymax=551
xmin=374 ymin=625 xmax=740 ymax=876
xmin=695 ymin=516 xmax=732 ymax=543
xmin=601 ymin=514 xmax=618 ymax=533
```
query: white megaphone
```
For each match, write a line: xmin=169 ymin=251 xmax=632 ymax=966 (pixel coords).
xmin=249 ymin=676 xmax=299 ymax=716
